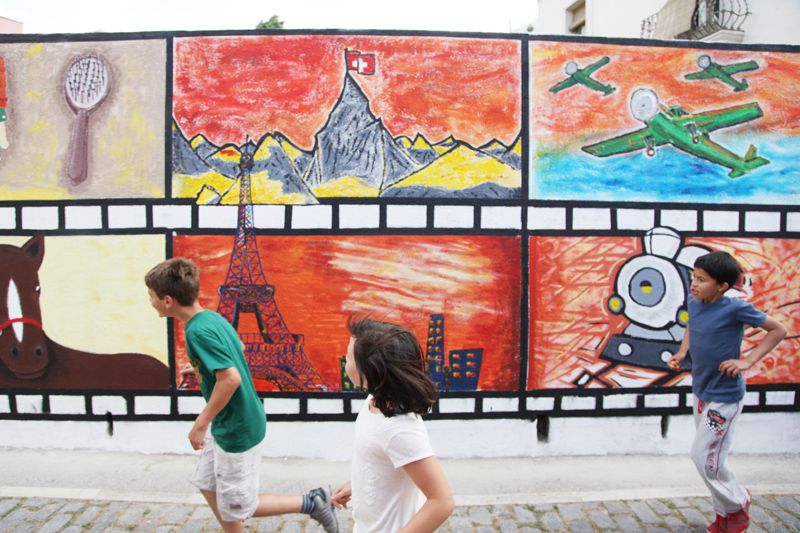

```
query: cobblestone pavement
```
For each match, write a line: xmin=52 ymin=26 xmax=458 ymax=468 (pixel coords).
xmin=1 ymin=493 xmax=799 ymax=532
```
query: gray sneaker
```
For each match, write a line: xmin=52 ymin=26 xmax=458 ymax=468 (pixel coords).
xmin=308 ymin=486 xmax=339 ymax=533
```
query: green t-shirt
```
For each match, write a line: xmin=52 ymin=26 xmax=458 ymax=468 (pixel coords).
xmin=185 ymin=310 xmax=266 ymax=453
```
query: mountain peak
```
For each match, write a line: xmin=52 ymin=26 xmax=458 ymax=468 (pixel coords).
xmin=212 ymin=144 xmax=243 ymax=163
xmin=338 ymin=72 xmax=375 ymax=115
xmin=412 ymin=133 xmax=433 ymax=150
xmin=388 ymin=143 xmax=520 ymax=193
xmin=254 ymin=133 xmax=280 ymax=160
xmin=189 ymin=133 xmax=211 ymax=148
xmin=305 ymin=72 xmax=419 ymax=189
xmin=479 ymin=139 xmax=508 ymax=153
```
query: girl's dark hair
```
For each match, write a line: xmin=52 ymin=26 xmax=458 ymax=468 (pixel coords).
xmin=347 ymin=315 xmax=437 ymax=417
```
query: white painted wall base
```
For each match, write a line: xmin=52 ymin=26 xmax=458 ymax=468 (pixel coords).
xmin=2 ymin=413 xmax=798 ymax=459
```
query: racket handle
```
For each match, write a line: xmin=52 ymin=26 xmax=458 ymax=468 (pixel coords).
xmin=0 ymin=122 xmax=8 ymax=150
xmin=67 ymin=109 xmax=90 ymax=184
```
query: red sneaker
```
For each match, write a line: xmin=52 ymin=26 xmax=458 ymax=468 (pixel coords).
xmin=725 ymin=493 xmax=751 ymax=533
xmin=725 ymin=509 xmax=749 ymax=533
xmin=706 ymin=514 xmax=726 ymax=533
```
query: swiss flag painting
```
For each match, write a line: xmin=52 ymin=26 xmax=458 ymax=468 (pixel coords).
xmin=357 ymin=53 xmax=376 ymax=75
xmin=345 ymin=49 xmax=376 ymax=76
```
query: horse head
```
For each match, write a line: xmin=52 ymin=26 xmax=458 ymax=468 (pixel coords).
xmin=0 ymin=234 xmax=49 ymax=379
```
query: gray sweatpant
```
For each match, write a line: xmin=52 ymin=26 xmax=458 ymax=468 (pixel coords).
xmin=690 ymin=395 xmax=749 ymax=516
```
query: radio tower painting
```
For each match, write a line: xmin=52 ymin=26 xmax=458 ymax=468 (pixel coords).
xmin=216 ymin=141 xmax=325 ymax=391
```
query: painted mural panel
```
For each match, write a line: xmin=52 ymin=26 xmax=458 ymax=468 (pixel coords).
xmin=0 ymin=40 xmax=166 ymax=200
xmin=172 ymin=235 xmax=521 ymax=392
xmin=528 ymin=231 xmax=799 ymax=389
xmin=172 ymin=35 xmax=521 ymax=204
xmin=0 ymin=234 xmax=168 ymax=390
xmin=530 ymin=40 xmax=800 ymax=204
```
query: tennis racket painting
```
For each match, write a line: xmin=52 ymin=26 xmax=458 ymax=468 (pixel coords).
xmin=64 ymin=54 xmax=111 ymax=185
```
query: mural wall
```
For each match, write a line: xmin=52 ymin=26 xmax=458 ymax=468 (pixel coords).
xmin=0 ymin=31 xmax=797 ymax=424
xmin=531 ymin=41 xmax=800 ymax=204
xmin=171 ymin=35 xmax=521 ymax=203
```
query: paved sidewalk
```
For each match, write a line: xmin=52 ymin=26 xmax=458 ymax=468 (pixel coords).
xmin=1 ymin=493 xmax=800 ymax=532
xmin=1 ymin=450 xmax=799 ymax=531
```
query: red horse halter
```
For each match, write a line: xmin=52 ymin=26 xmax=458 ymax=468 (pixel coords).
xmin=0 ymin=317 xmax=43 ymax=332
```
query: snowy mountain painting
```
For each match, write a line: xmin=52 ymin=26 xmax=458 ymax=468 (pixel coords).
xmin=172 ymin=35 xmax=521 ymax=204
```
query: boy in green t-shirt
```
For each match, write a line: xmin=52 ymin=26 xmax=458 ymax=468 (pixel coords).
xmin=146 ymin=258 xmax=338 ymax=533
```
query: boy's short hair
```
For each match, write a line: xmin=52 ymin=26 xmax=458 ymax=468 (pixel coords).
xmin=694 ymin=251 xmax=742 ymax=288
xmin=145 ymin=258 xmax=200 ymax=306
xmin=347 ymin=315 xmax=437 ymax=417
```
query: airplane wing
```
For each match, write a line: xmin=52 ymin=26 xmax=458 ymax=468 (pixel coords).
xmin=578 ymin=73 xmax=613 ymax=93
xmin=549 ymin=77 xmax=578 ymax=93
xmin=722 ymin=61 xmax=759 ymax=75
xmin=582 ymin=56 xmax=611 ymax=76
xmin=674 ymin=102 xmax=763 ymax=134
xmin=694 ymin=134 xmax=747 ymax=168
xmin=582 ymin=126 xmax=668 ymax=157
xmin=684 ymin=70 xmax=713 ymax=80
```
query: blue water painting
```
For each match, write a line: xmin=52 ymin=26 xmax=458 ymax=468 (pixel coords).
xmin=531 ymin=134 xmax=799 ymax=204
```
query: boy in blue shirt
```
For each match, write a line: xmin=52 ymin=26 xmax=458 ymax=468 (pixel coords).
xmin=146 ymin=258 xmax=338 ymax=533
xmin=669 ymin=251 xmax=786 ymax=533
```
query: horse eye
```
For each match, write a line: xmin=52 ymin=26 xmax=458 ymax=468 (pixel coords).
xmin=35 ymin=285 xmax=41 ymax=295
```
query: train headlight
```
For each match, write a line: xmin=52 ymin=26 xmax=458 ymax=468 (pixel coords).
xmin=607 ymin=295 xmax=625 ymax=315
xmin=677 ymin=308 xmax=689 ymax=326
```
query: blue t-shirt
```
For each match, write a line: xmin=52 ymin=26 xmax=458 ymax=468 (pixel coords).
xmin=688 ymin=295 xmax=766 ymax=403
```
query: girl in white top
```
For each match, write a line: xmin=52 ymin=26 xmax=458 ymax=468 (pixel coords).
xmin=332 ymin=316 xmax=454 ymax=533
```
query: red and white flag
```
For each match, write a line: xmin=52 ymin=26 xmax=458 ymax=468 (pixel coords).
xmin=345 ymin=50 xmax=376 ymax=76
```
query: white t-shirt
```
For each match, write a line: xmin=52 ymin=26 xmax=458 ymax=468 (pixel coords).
xmin=351 ymin=395 xmax=435 ymax=533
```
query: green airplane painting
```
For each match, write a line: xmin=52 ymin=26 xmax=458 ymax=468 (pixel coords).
xmin=549 ymin=56 xmax=615 ymax=96
xmin=582 ymin=88 xmax=770 ymax=179
xmin=684 ymin=54 xmax=759 ymax=92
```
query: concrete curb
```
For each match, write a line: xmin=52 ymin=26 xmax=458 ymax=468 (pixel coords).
xmin=4 ymin=483 xmax=800 ymax=508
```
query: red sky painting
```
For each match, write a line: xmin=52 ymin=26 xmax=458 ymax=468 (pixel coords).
xmin=531 ymin=41 xmax=800 ymax=146
xmin=173 ymin=234 xmax=521 ymax=392
xmin=173 ymin=35 xmax=520 ymax=149
xmin=529 ymin=235 xmax=800 ymax=389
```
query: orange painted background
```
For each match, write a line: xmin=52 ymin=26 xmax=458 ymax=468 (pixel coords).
xmin=529 ymin=235 xmax=800 ymax=389
xmin=174 ymin=35 xmax=521 ymax=149
xmin=531 ymin=41 xmax=800 ymax=147
xmin=173 ymin=234 xmax=521 ymax=391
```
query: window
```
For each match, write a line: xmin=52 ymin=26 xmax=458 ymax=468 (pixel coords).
xmin=567 ymin=0 xmax=586 ymax=35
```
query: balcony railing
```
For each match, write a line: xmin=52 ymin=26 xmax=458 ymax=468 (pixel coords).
xmin=641 ymin=0 xmax=751 ymax=40
xmin=680 ymin=0 xmax=750 ymax=40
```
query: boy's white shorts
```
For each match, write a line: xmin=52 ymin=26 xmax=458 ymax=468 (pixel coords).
xmin=191 ymin=432 xmax=262 ymax=522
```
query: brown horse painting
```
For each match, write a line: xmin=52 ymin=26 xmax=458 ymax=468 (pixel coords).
xmin=0 ymin=234 xmax=168 ymax=390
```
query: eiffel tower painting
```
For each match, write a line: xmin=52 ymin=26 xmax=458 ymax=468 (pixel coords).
xmin=212 ymin=141 xmax=325 ymax=391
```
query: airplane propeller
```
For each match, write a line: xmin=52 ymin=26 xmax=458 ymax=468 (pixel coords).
xmin=630 ymin=88 xmax=660 ymax=122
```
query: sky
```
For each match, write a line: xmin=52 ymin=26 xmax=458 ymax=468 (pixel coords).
xmin=0 ymin=0 xmax=537 ymax=34
xmin=531 ymin=41 xmax=800 ymax=145
xmin=173 ymin=35 xmax=521 ymax=148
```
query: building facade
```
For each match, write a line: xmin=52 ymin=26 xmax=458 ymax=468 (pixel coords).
xmin=528 ymin=0 xmax=800 ymax=45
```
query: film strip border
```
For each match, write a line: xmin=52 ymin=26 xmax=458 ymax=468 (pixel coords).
xmin=0 ymin=387 xmax=797 ymax=422
xmin=1 ymin=201 xmax=799 ymax=235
